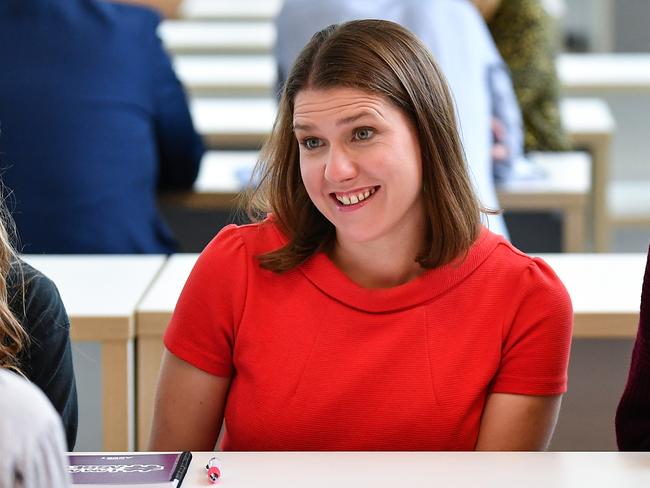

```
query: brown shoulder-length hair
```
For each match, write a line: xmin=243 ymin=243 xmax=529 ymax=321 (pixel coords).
xmin=0 ymin=196 xmax=28 ymax=374
xmin=246 ymin=19 xmax=484 ymax=273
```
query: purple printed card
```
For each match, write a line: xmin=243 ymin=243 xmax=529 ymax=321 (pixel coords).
xmin=68 ymin=453 xmax=180 ymax=485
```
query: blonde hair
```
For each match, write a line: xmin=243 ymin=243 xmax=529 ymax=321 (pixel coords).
xmin=0 ymin=195 xmax=28 ymax=373
xmin=247 ymin=20 xmax=482 ymax=272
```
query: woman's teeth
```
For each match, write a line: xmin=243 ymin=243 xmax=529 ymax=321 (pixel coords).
xmin=335 ymin=187 xmax=376 ymax=206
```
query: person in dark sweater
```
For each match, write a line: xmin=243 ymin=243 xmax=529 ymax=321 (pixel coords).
xmin=0 ymin=0 xmax=204 ymax=254
xmin=616 ymin=244 xmax=650 ymax=450
xmin=0 ymin=206 xmax=77 ymax=449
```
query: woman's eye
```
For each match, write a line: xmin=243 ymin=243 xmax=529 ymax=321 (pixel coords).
xmin=354 ymin=128 xmax=374 ymax=141
xmin=302 ymin=138 xmax=322 ymax=150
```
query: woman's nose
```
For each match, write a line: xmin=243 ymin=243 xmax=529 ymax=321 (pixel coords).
xmin=324 ymin=145 xmax=358 ymax=183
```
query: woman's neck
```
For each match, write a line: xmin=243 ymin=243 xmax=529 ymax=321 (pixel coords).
xmin=331 ymin=229 xmax=426 ymax=289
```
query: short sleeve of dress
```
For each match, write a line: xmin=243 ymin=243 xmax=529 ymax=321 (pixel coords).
xmin=491 ymin=257 xmax=573 ymax=395
xmin=164 ymin=225 xmax=248 ymax=377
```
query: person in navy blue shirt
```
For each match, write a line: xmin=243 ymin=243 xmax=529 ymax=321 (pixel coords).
xmin=0 ymin=0 xmax=204 ymax=254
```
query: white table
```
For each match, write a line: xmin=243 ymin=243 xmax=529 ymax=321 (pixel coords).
xmin=180 ymin=0 xmax=282 ymax=21
xmin=159 ymin=20 xmax=275 ymax=54
xmin=539 ymin=253 xmax=645 ymax=338
xmin=22 ymin=255 xmax=167 ymax=452
xmin=608 ymin=180 xmax=650 ymax=226
xmin=190 ymin=97 xmax=275 ymax=148
xmin=81 ymin=451 xmax=649 ymax=487
xmin=174 ymin=55 xmax=276 ymax=96
xmin=558 ymin=53 xmax=650 ymax=93
xmin=497 ymin=152 xmax=591 ymax=252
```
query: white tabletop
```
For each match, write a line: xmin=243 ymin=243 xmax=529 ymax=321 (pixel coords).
xmin=539 ymin=253 xmax=645 ymax=315
xmin=559 ymin=97 xmax=616 ymax=135
xmin=558 ymin=53 xmax=650 ymax=92
xmin=174 ymin=55 xmax=276 ymax=95
xmin=498 ymin=151 xmax=590 ymax=194
xmin=22 ymin=255 xmax=166 ymax=320
xmin=180 ymin=0 xmax=282 ymax=21
xmin=609 ymin=180 xmax=650 ymax=219
xmin=159 ymin=20 xmax=275 ymax=54
xmin=178 ymin=451 xmax=650 ymax=488
xmin=194 ymin=150 xmax=257 ymax=193
xmin=138 ymin=254 xmax=198 ymax=317
xmin=191 ymin=97 xmax=275 ymax=144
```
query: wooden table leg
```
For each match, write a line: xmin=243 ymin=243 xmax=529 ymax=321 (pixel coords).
xmin=102 ymin=338 xmax=134 ymax=451
xmin=137 ymin=335 xmax=165 ymax=451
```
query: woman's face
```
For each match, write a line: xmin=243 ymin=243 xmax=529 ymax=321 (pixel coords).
xmin=294 ymin=86 xmax=425 ymax=249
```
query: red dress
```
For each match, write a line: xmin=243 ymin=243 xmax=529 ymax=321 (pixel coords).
xmin=164 ymin=220 xmax=572 ymax=450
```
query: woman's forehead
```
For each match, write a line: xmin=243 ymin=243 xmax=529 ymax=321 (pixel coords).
xmin=293 ymin=87 xmax=392 ymax=124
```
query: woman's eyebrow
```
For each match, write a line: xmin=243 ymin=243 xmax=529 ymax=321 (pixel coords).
xmin=293 ymin=109 xmax=381 ymax=132
xmin=292 ymin=122 xmax=313 ymax=132
xmin=336 ymin=110 xmax=379 ymax=127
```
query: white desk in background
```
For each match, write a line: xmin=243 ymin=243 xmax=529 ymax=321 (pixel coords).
xmin=539 ymin=253 xmax=644 ymax=338
xmin=165 ymin=150 xmax=591 ymax=252
xmin=609 ymin=181 xmax=650 ymax=227
xmin=159 ymin=20 xmax=275 ymax=54
xmin=22 ymin=255 xmax=166 ymax=452
xmin=497 ymin=152 xmax=591 ymax=252
xmin=179 ymin=0 xmax=282 ymax=21
xmin=135 ymin=249 xmax=640 ymax=449
xmin=558 ymin=53 xmax=650 ymax=93
xmin=190 ymin=97 xmax=275 ymax=148
xmin=173 ymin=55 xmax=276 ymax=96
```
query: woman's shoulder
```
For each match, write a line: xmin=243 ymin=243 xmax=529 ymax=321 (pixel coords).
xmin=202 ymin=218 xmax=287 ymax=261
xmin=8 ymin=260 xmax=69 ymax=333
xmin=479 ymin=229 xmax=569 ymax=294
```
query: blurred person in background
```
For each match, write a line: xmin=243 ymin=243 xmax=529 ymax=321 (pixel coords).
xmin=0 ymin=369 xmax=71 ymax=488
xmin=0 ymin=199 xmax=77 ymax=449
xmin=0 ymin=0 xmax=204 ymax=254
xmin=473 ymin=0 xmax=570 ymax=151
xmin=275 ymin=0 xmax=526 ymax=239
xmin=616 ymin=244 xmax=650 ymax=450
